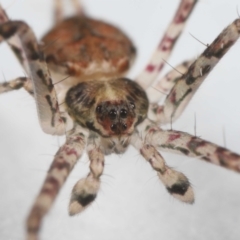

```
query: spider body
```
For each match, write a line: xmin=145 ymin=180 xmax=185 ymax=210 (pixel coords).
xmin=42 ymin=16 xmax=136 ymax=79
xmin=65 ymin=78 xmax=148 ymax=140
xmin=0 ymin=1 xmax=240 ymax=240
xmin=42 ymin=15 xmax=148 ymax=144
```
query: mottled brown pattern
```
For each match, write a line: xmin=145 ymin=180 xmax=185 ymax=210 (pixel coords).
xmin=42 ymin=16 xmax=135 ymax=77
xmin=215 ymin=147 xmax=240 ymax=171
xmin=0 ymin=22 xmax=18 ymax=38
xmin=203 ymin=39 xmax=235 ymax=59
xmin=1 ymin=2 xmax=240 ymax=240
xmin=25 ymin=127 xmax=86 ymax=239
xmin=155 ymin=19 xmax=240 ymax=124
xmin=41 ymin=176 xmax=60 ymax=197
xmin=185 ymin=64 xmax=196 ymax=85
xmin=49 ymin=158 xmax=71 ymax=172
xmin=187 ymin=137 xmax=206 ymax=154
xmin=168 ymin=133 xmax=181 ymax=142
xmin=144 ymin=126 xmax=240 ymax=173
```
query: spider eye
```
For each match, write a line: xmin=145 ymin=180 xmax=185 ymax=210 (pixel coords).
xmin=121 ymin=123 xmax=127 ymax=130
xmin=109 ymin=110 xmax=117 ymax=119
xmin=120 ymin=109 xmax=127 ymax=118
xmin=111 ymin=124 xmax=117 ymax=132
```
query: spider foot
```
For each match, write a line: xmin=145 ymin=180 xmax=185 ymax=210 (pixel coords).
xmin=69 ymin=175 xmax=100 ymax=215
xmin=140 ymin=144 xmax=194 ymax=204
xmin=161 ymin=169 xmax=194 ymax=204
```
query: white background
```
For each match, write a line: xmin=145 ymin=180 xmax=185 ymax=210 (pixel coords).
xmin=0 ymin=0 xmax=240 ymax=240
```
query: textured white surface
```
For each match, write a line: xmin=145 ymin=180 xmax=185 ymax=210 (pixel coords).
xmin=0 ymin=0 xmax=240 ymax=240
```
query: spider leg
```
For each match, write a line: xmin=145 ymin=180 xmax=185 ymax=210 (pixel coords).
xmin=70 ymin=0 xmax=84 ymax=16
xmin=135 ymin=0 xmax=197 ymax=89
xmin=54 ymin=0 xmax=84 ymax=24
xmin=69 ymin=134 xmax=105 ymax=215
xmin=0 ymin=77 xmax=33 ymax=95
xmin=0 ymin=5 xmax=29 ymax=72
xmin=150 ymin=19 xmax=240 ymax=124
xmin=132 ymin=140 xmax=194 ymax=203
xmin=146 ymin=59 xmax=193 ymax=103
xmin=0 ymin=5 xmax=33 ymax=96
xmin=0 ymin=21 xmax=66 ymax=135
xmin=53 ymin=0 xmax=64 ymax=24
xmin=136 ymin=119 xmax=240 ymax=173
xmin=26 ymin=125 xmax=87 ymax=240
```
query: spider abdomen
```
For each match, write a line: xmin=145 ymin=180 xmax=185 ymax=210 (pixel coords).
xmin=41 ymin=16 xmax=136 ymax=80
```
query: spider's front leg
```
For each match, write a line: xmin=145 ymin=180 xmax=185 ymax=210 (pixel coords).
xmin=26 ymin=125 xmax=87 ymax=240
xmin=0 ymin=20 xmax=65 ymax=135
xmin=150 ymin=19 xmax=240 ymax=124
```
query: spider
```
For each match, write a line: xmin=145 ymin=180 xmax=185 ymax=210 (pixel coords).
xmin=0 ymin=0 xmax=240 ymax=240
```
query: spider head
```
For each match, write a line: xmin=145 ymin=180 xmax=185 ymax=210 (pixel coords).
xmin=65 ymin=78 xmax=148 ymax=137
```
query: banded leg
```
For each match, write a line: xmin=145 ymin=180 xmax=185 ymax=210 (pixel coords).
xmin=0 ymin=5 xmax=29 ymax=72
xmin=0 ymin=6 xmax=33 ymax=97
xmin=137 ymin=119 xmax=240 ymax=173
xmin=0 ymin=77 xmax=33 ymax=95
xmin=146 ymin=60 xmax=193 ymax=103
xmin=151 ymin=19 xmax=240 ymax=124
xmin=26 ymin=125 xmax=87 ymax=240
xmin=70 ymin=0 xmax=84 ymax=16
xmin=0 ymin=21 xmax=65 ymax=135
xmin=133 ymin=142 xmax=194 ymax=203
xmin=135 ymin=0 xmax=197 ymax=89
xmin=69 ymin=135 xmax=105 ymax=215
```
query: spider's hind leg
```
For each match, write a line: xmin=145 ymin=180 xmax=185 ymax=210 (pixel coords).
xmin=26 ymin=126 xmax=87 ymax=240
xmin=147 ymin=59 xmax=193 ymax=103
xmin=135 ymin=0 xmax=197 ymax=89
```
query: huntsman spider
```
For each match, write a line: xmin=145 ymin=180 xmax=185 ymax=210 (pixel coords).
xmin=0 ymin=0 xmax=240 ymax=240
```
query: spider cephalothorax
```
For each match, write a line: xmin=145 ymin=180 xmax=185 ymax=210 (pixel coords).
xmin=41 ymin=12 xmax=148 ymax=139
xmin=1 ymin=1 xmax=240 ymax=240
xmin=65 ymin=78 xmax=148 ymax=137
